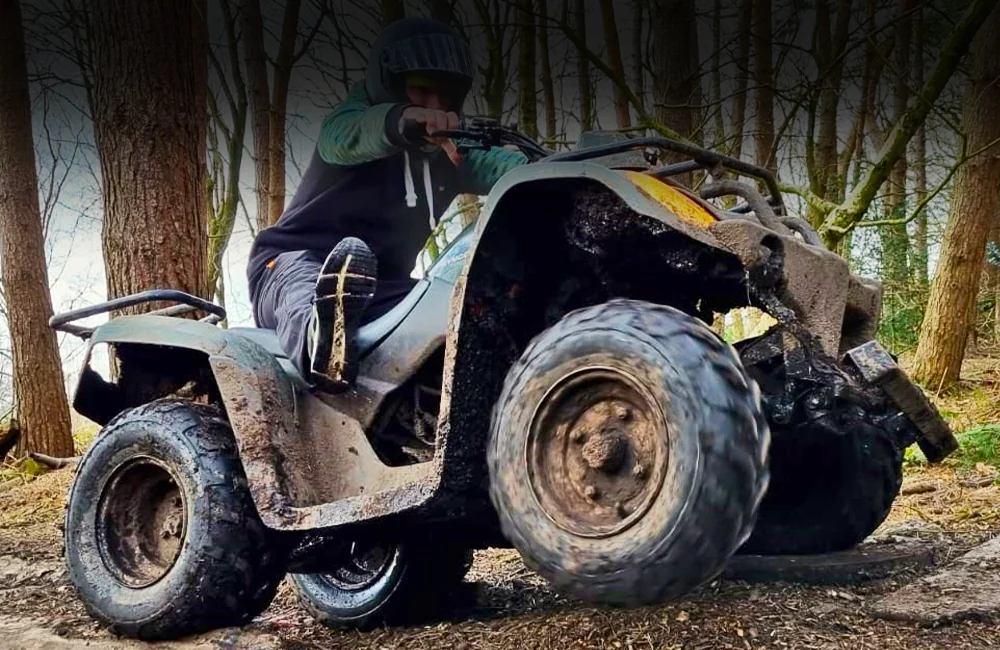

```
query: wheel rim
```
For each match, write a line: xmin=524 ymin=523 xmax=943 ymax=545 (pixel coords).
xmin=526 ymin=366 xmax=670 ymax=538
xmin=317 ymin=542 xmax=397 ymax=592
xmin=96 ymin=457 xmax=186 ymax=588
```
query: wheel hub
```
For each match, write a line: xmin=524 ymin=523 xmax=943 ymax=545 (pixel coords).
xmin=321 ymin=542 xmax=396 ymax=591
xmin=96 ymin=457 xmax=186 ymax=588
xmin=526 ymin=367 xmax=669 ymax=538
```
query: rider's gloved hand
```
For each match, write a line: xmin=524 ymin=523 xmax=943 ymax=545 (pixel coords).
xmin=400 ymin=107 xmax=459 ymax=144
xmin=400 ymin=107 xmax=462 ymax=165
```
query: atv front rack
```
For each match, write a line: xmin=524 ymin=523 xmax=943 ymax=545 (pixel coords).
xmin=544 ymin=136 xmax=823 ymax=247
xmin=50 ymin=290 xmax=226 ymax=339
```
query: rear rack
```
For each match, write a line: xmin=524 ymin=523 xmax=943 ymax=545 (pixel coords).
xmin=49 ymin=289 xmax=226 ymax=339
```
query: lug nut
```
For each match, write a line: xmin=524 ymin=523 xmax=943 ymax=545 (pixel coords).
xmin=616 ymin=501 xmax=631 ymax=517
xmin=615 ymin=406 xmax=631 ymax=421
xmin=633 ymin=464 xmax=646 ymax=479
xmin=584 ymin=485 xmax=598 ymax=500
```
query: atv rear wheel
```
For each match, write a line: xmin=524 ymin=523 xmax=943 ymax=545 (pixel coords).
xmin=290 ymin=541 xmax=473 ymax=629
xmin=488 ymin=299 xmax=770 ymax=606
xmin=738 ymin=416 xmax=904 ymax=555
xmin=64 ymin=399 xmax=285 ymax=640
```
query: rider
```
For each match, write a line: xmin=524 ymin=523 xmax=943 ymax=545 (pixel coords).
xmin=246 ymin=17 xmax=527 ymax=392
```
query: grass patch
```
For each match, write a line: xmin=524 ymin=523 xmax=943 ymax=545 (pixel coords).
xmin=952 ymin=424 xmax=1000 ymax=469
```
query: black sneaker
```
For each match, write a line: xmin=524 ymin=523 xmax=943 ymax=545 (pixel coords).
xmin=307 ymin=238 xmax=377 ymax=392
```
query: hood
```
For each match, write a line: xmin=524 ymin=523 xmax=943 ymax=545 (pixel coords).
xmin=365 ymin=17 xmax=475 ymax=113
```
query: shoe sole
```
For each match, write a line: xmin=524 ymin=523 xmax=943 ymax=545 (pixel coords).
xmin=310 ymin=240 xmax=377 ymax=390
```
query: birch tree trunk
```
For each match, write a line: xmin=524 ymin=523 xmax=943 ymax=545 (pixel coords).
xmin=599 ymin=0 xmax=631 ymax=129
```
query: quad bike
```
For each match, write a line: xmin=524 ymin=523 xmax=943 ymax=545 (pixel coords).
xmin=51 ymin=119 xmax=956 ymax=640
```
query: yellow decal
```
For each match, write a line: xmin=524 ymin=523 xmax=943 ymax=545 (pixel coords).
xmin=623 ymin=171 xmax=717 ymax=228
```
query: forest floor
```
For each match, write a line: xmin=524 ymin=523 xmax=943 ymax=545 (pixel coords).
xmin=2 ymin=361 xmax=1000 ymax=648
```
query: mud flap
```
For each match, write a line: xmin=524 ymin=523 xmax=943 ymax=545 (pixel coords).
xmin=843 ymin=341 xmax=958 ymax=463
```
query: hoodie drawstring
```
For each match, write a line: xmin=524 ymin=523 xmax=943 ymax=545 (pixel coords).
xmin=404 ymin=150 xmax=418 ymax=208
xmin=403 ymin=150 xmax=437 ymax=231
xmin=422 ymin=158 xmax=435 ymax=230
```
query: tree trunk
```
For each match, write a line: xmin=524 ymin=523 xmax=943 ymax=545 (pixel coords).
xmin=428 ymin=0 xmax=455 ymax=25
xmin=89 ymin=0 xmax=209 ymax=309
xmin=382 ymin=0 xmax=405 ymax=24
xmin=517 ymin=0 xmax=538 ymax=139
xmin=652 ymin=1 xmax=697 ymax=141
xmin=0 ymin=0 xmax=74 ymax=457
xmin=729 ymin=0 xmax=753 ymax=160
xmin=240 ymin=0 xmax=271 ymax=232
xmin=537 ymin=0 xmax=557 ymax=142
xmin=575 ymin=0 xmax=593 ymax=130
xmin=753 ymin=0 xmax=775 ymax=171
xmin=881 ymin=0 xmax=914 ymax=298
xmin=267 ymin=0 xmax=302 ymax=224
xmin=632 ymin=0 xmax=644 ymax=108
xmin=812 ymin=0 xmax=853 ymax=206
xmin=599 ymin=0 xmax=631 ymax=129
xmin=911 ymin=3 xmax=1000 ymax=388
xmin=711 ymin=0 xmax=725 ymax=148
xmin=911 ymin=2 xmax=928 ymax=291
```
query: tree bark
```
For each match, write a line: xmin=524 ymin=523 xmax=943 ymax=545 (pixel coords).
xmin=632 ymin=0 xmax=644 ymax=108
xmin=753 ymin=0 xmax=775 ymax=171
xmin=517 ymin=0 xmax=538 ymax=139
xmin=267 ymin=0 xmax=302 ymax=224
xmin=575 ymin=0 xmax=593 ymax=130
xmin=711 ymin=0 xmax=725 ymax=147
xmin=537 ymin=0 xmax=557 ymax=141
xmin=0 ymin=0 xmax=74 ymax=457
xmin=729 ymin=0 xmax=753 ymax=160
xmin=880 ymin=0 xmax=914 ymax=296
xmin=89 ymin=0 xmax=209 ymax=309
xmin=382 ymin=0 xmax=405 ymax=24
xmin=911 ymin=3 xmax=1000 ymax=388
xmin=428 ymin=0 xmax=455 ymax=25
xmin=812 ymin=0 xmax=853 ymax=203
xmin=599 ymin=0 xmax=631 ymax=129
xmin=652 ymin=0 xmax=697 ymax=140
xmin=240 ymin=0 xmax=271 ymax=232
xmin=911 ymin=2 xmax=928 ymax=291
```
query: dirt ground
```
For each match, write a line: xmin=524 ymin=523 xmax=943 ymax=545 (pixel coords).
xmin=2 ymin=461 xmax=1000 ymax=650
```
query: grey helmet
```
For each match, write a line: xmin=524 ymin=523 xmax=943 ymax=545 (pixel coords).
xmin=365 ymin=17 xmax=476 ymax=112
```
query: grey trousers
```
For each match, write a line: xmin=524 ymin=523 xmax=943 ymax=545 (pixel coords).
xmin=252 ymin=250 xmax=321 ymax=376
xmin=251 ymin=249 xmax=417 ymax=377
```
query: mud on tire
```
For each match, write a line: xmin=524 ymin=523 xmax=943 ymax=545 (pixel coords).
xmin=64 ymin=399 xmax=285 ymax=640
xmin=487 ymin=299 xmax=770 ymax=606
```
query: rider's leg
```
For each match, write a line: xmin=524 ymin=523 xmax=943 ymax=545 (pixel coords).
xmin=253 ymin=238 xmax=377 ymax=390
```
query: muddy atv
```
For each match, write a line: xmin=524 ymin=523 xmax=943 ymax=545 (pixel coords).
xmin=51 ymin=119 xmax=955 ymax=640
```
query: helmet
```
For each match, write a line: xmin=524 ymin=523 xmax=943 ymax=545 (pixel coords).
xmin=365 ymin=17 xmax=476 ymax=112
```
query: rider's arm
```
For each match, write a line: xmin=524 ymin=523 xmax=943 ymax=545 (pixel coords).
xmin=454 ymin=146 xmax=529 ymax=196
xmin=316 ymin=83 xmax=412 ymax=166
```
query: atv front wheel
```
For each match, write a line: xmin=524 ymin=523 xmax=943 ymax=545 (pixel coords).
xmin=290 ymin=541 xmax=473 ymax=629
xmin=488 ymin=299 xmax=770 ymax=606
xmin=64 ymin=399 xmax=285 ymax=640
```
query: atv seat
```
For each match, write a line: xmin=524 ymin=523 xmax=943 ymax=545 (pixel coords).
xmin=230 ymin=279 xmax=430 ymax=361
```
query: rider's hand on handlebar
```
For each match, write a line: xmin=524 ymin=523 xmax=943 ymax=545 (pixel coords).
xmin=401 ymin=107 xmax=462 ymax=166
xmin=402 ymin=107 xmax=459 ymax=142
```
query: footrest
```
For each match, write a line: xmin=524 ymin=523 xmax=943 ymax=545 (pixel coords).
xmin=843 ymin=341 xmax=958 ymax=463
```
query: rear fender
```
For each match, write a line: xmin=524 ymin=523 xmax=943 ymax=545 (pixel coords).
xmin=74 ymin=315 xmax=302 ymax=525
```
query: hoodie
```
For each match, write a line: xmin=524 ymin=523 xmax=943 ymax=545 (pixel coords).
xmin=246 ymin=19 xmax=527 ymax=322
